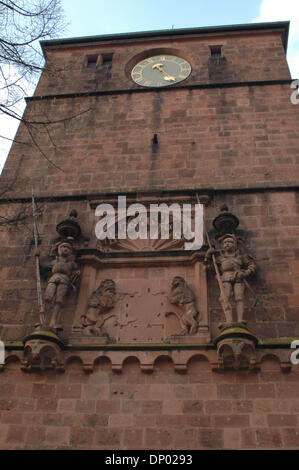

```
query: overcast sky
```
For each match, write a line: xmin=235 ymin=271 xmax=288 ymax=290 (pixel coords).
xmin=0 ymin=0 xmax=298 ymax=171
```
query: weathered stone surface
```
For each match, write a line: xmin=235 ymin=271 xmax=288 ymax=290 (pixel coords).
xmin=0 ymin=22 xmax=298 ymax=450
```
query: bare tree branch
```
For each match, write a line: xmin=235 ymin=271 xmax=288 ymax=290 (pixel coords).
xmin=0 ymin=104 xmax=92 ymax=125
xmin=0 ymin=133 xmax=30 ymax=144
xmin=0 ymin=153 xmax=24 ymax=197
xmin=0 ymin=0 xmax=92 ymax=232
xmin=0 ymin=0 xmax=67 ymax=130
xmin=23 ymin=122 xmax=64 ymax=172
xmin=0 ymin=1 xmax=84 ymax=172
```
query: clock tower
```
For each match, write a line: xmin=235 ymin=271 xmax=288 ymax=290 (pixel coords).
xmin=0 ymin=22 xmax=299 ymax=450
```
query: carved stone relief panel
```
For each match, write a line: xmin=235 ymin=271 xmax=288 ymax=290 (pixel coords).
xmin=72 ymin=263 xmax=210 ymax=344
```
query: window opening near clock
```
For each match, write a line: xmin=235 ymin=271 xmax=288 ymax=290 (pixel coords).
xmin=86 ymin=54 xmax=98 ymax=68
xmin=210 ymin=45 xmax=222 ymax=59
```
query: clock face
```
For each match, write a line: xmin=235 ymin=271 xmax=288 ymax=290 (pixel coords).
xmin=131 ymin=55 xmax=191 ymax=87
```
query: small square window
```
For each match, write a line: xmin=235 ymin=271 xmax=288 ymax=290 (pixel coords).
xmin=86 ymin=54 xmax=98 ymax=68
xmin=210 ymin=45 xmax=222 ymax=59
xmin=101 ymin=53 xmax=113 ymax=69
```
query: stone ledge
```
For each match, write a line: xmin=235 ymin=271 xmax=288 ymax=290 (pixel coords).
xmin=5 ymin=337 xmax=299 ymax=350
xmin=2 ymin=345 xmax=296 ymax=374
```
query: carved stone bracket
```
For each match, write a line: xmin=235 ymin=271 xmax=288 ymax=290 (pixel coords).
xmin=213 ymin=323 xmax=259 ymax=371
xmin=216 ymin=338 xmax=258 ymax=371
xmin=21 ymin=327 xmax=65 ymax=372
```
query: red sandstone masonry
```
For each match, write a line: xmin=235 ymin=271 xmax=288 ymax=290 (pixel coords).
xmin=2 ymin=84 xmax=298 ymax=198
xmin=0 ymin=358 xmax=299 ymax=449
xmin=0 ymin=24 xmax=298 ymax=451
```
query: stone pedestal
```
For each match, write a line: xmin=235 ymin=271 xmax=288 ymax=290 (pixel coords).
xmin=22 ymin=326 xmax=65 ymax=371
xmin=213 ymin=322 xmax=258 ymax=371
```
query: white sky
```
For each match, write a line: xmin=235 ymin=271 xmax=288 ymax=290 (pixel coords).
xmin=254 ymin=0 xmax=299 ymax=80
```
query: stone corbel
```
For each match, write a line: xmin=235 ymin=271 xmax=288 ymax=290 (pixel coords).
xmin=216 ymin=338 xmax=258 ymax=371
xmin=213 ymin=323 xmax=259 ymax=371
xmin=21 ymin=327 xmax=64 ymax=372
xmin=82 ymin=362 xmax=94 ymax=373
xmin=140 ymin=363 xmax=154 ymax=373
xmin=280 ymin=362 xmax=292 ymax=373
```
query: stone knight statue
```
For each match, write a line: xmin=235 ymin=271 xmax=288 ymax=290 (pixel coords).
xmin=44 ymin=239 xmax=80 ymax=329
xmin=204 ymin=234 xmax=256 ymax=323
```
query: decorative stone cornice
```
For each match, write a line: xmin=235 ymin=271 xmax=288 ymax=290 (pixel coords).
xmin=2 ymin=338 xmax=297 ymax=374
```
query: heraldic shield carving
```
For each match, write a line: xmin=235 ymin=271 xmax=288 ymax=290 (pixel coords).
xmin=71 ymin=263 xmax=210 ymax=345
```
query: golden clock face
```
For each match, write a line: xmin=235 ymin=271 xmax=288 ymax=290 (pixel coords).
xmin=131 ymin=55 xmax=191 ymax=87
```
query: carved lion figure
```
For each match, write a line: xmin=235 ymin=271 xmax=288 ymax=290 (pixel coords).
xmin=166 ymin=276 xmax=201 ymax=335
xmin=81 ymin=279 xmax=117 ymax=336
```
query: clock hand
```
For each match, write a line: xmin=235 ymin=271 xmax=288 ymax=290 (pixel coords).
xmin=163 ymin=75 xmax=175 ymax=82
xmin=152 ymin=63 xmax=175 ymax=82
xmin=152 ymin=63 xmax=164 ymax=72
